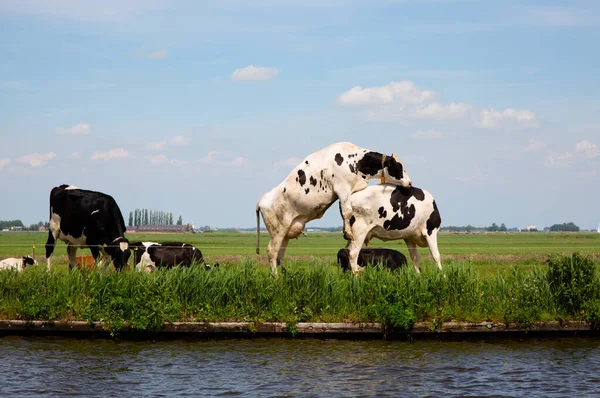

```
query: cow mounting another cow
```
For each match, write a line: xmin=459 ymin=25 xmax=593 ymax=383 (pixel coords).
xmin=256 ymin=142 xmax=412 ymax=276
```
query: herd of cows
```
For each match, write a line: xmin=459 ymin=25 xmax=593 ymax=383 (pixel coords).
xmin=0 ymin=142 xmax=443 ymax=275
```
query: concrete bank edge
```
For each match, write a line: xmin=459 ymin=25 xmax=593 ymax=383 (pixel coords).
xmin=0 ymin=320 xmax=597 ymax=337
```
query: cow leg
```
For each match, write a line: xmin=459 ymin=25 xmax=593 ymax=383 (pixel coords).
xmin=267 ymin=235 xmax=284 ymax=277
xmin=346 ymin=221 xmax=369 ymax=276
xmin=277 ymin=238 xmax=290 ymax=275
xmin=335 ymin=185 xmax=360 ymax=241
xmin=45 ymin=229 xmax=59 ymax=271
xmin=405 ymin=240 xmax=421 ymax=274
xmin=66 ymin=244 xmax=78 ymax=270
xmin=425 ymin=232 xmax=443 ymax=272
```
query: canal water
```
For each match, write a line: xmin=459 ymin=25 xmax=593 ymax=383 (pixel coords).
xmin=1 ymin=336 xmax=599 ymax=397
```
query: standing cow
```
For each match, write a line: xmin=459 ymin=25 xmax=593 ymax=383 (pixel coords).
xmin=129 ymin=241 xmax=215 ymax=272
xmin=344 ymin=184 xmax=442 ymax=274
xmin=256 ymin=142 xmax=412 ymax=276
xmin=45 ymin=184 xmax=131 ymax=271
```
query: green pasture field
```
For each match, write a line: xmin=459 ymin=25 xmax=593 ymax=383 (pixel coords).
xmin=1 ymin=230 xmax=599 ymax=273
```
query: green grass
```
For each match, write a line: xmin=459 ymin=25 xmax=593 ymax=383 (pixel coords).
xmin=2 ymin=230 xmax=599 ymax=273
xmin=0 ymin=253 xmax=598 ymax=336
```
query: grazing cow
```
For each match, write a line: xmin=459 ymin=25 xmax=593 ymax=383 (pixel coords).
xmin=344 ymin=184 xmax=442 ymax=274
xmin=337 ymin=247 xmax=408 ymax=272
xmin=0 ymin=256 xmax=37 ymax=272
xmin=129 ymin=241 xmax=216 ymax=272
xmin=256 ymin=142 xmax=412 ymax=275
xmin=45 ymin=184 xmax=131 ymax=271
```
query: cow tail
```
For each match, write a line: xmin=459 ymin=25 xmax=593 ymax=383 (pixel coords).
xmin=256 ymin=205 xmax=261 ymax=255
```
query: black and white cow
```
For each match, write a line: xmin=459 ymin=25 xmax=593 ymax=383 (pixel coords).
xmin=0 ymin=256 xmax=37 ymax=272
xmin=45 ymin=184 xmax=131 ymax=271
xmin=337 ymin=247 xmax=408 ymax=272
xmin=256 ymin=142 xmax=412 ymax=275
xmin=344 ymin=184 xmax=442 ymax=274
xmin=129 ymin=241 xmax=216 ymax=272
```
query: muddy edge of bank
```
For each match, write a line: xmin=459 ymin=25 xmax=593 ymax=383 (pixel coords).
xmin=1 ymin=320 xmax=599 ymax=340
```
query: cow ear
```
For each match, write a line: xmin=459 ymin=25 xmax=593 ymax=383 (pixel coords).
xmin=120 ymin=242 xmax=129 ymax=251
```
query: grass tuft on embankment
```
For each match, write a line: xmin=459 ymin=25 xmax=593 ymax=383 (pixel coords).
xmin=0 ymin=253 xmax=598 ymax=335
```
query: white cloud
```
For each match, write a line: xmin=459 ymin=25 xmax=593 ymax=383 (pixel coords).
xmin=524 ymin=138 xmax=546 ymax=152
xmin=71 ymin=152 xmax=81 ymax=159
xmin=135 ymin=49 xmax=169 ymax=59
xmin=55 ymin=123 xmax=91 ymax=135
xmin=145 ymin=154 xmax=186 ymax=165
xmin=231 ymin=65 xmax=279 ymax=81
xmin=0 ymin=158 xmax=10 ymax=169
xmin=545 ymin=140 xmax=599 ymax=167
xmin=91 ymin=148 xmax=129 ymax=161
xmin=147 ymin=135 xmax=190 ymax=151
xmin=412 ymin=130 xmax=442 ymax=140
xmin=200 ymin=151 xmax=246 ymax=166
xmin=480 ymin=108 xmax=538 ymax=129
xmin=337 ymin=80 xmax=538 ymax=128
xmin=16 ymin=152 xmax=56 ymax=167
xmin=273 ymin=157 xmax=301 ymax=168
xmin=575 ymin=140 xmax=599 ymax=158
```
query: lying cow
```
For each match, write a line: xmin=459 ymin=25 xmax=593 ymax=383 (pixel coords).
xmin=337 ymin=248 xmax=407 ymax=272
xmin=256 ymin=142 xmax=412 ymax=275
xmin=129 ymin=241 xmax=217 ymax=272
xmin=45 ymin=184 xmax=131 ymax=271
xmin=0 ymin=255 xmax=37 ymax=272
xmin=344 ymin=184 xmax=442 ymax=274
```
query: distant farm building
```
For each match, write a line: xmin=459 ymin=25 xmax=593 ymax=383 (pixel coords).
xmin=126 ymin=224 xmax=194 ymax=233
xmin=524 ymin=225 xmax=538 ymax=231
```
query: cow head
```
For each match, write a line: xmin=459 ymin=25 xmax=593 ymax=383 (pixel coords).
xmin=105 ymin=237 xmax=131 ymax=271
xmin=22 ymin=256 xmax=37 ymax=267
xmin=383 ymin=154 xmax=412 ymax=188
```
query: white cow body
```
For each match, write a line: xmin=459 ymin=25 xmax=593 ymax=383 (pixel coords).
xmin=256 ymin=142 xmax=412 ymax=275
xmin=345 ymin=184 xmax=442 ymax=274
xmin=0 ymin=256 xmax=37 ymax=272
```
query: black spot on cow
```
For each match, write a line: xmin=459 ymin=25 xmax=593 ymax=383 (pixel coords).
xmin=298 ymin=169 xmax=307 ymax=186
xmin=356 ymin=151 xmax=385 ymax=176
xmin=378 ymin=206 xmax=387 ymax=219
xmin=335 ymin=153 xmax=344 ymax=166
xmin=305 ymin=188 xmax=310 ymax=194
xmin=309 ymin=176 xmax=317 ymax=186
xmin=320 ymin=170 xmax=324 ymax=179
xmin=349 ymin=163 xmax=355 ymax=173
xmin=332 ymin=174 xmax=334 ymax=178
xmin=426 ymin=201 xmax=442 ymax=236
xmin=382 ymin=186 xmax=419 ymax=231
xmin=349 ymin=216 xmax=356 ymax=226
xmin=305 ymin=160 xmax=309 ymax=165
xmin=283 ymin=187 xmax=286 ymax=193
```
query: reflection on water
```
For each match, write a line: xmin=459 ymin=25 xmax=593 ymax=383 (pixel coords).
xmin=1 ymin=336 xmax=599 ymax=397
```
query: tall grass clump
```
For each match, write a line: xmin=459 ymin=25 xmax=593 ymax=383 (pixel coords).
xmin=546 ymin=252 xmax=600 ymax=321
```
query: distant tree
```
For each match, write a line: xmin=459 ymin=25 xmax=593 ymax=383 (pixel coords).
xmin=486 ymin=223 xmax=499 ymax=232
xmin=499 ymin=223 xmax=507 ymax=232
xmin=0 ymin=220 xmax=24 ymax=229
xmin=550 ymin=222 xmax=580 ymax=232
xmin=128 ymin=211 xmax=133 ymax=227
xmin=177 ymin=215 xmax=183 ymax=225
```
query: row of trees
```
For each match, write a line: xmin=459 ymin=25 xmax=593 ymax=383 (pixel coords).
xmin=128 ymin=209 xmax=183 ymax=227
xmin=549 ymin=222 xmax=580 ymax=232
xmin=442 ymin=222 xmax=581 ymax=232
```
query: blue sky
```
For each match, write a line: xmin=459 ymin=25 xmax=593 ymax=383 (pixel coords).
xmin=0 ymin=0 xmax=598 ymax=230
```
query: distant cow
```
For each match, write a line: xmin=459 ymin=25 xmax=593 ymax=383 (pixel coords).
xmin=256 ymin=142 xmax=412 ymax=275
xmin=129 ymin=241 xmax=216 ymax=272
xmin=0 ymin=256 xmax=37 ymax=272
xmin=337 ymin=248 xmax=408 ymax=272
xmin=45 ymin=184 xmax=131 ymax=271
xmin=344 ymin=184 xmax=442 ymax=274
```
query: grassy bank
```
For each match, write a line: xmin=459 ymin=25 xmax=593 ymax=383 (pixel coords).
xmin=0 ymin=253 xmax=598 ymax=336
